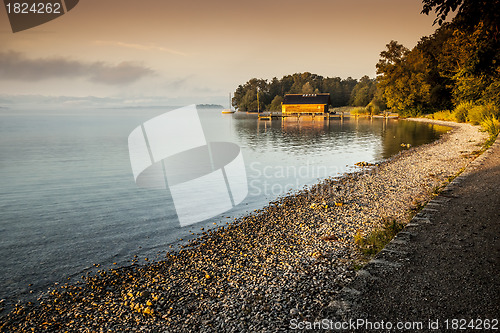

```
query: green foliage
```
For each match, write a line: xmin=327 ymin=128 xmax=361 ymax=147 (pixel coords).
xmin=437 ymin=22 xmax=500 ymax=108
xmin=481 ymin=116 xmax=500 ymax=137
xmin=378 ymin=4 xmax=499 ymax=116
xmin=233 ymin=78 xmax=268 ymax=111
xmin=432 ymin=103 xmax=500 ymax=137
xmin=467 ymin=103 xmax=499 ymax=125
xmin=432 ymin=102 xmax=499 ymax=138
xmin=355 ymin=218 xmax=405 ymax=256
xmin=269 ymin=95 xmax=283 ymax=111
xmin=350 ymin=107 xmax=369 ymax=115
xmin=350 ymin=75 xmax=377 ymax=107
xmin=369 ymin=86 xmax=388 ymax=112
xmin=427 ymin=110 xmax=455 ymax=121
xmin=398 ymin=106 xmax=425 ymax=118
xmin=301 ymin=82 xmax=314 ymax=94
xmin=366 ymin=101 xmax=381 ymax=115
xmin=453 ymin=101 xmax=473 ymax=122
xmin=482 ymin=80 xmax=500 ymax=109
xmin=449 ymin=101 xmax=500 ymax=136
xmin=421 ymin=0 xmax=499 ymax=42
xmin=467 ymin=105 xmax=485 ymax=125
xmin=376 ymin=41 xmax=434 ymax=115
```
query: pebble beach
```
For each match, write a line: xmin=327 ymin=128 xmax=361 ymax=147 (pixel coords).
xmin=0 ymin=119 xmax=489 ymax=332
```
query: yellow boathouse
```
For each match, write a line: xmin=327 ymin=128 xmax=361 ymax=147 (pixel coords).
xmin=281 ymin=93 xmax=331 ymax=115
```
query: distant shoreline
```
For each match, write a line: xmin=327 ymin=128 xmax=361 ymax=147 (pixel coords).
xmin=1 ymin=119 xmax=488 ymax=331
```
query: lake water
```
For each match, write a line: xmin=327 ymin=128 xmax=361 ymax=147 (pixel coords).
xmin=0 ymin=107 xmax=448 ymax=308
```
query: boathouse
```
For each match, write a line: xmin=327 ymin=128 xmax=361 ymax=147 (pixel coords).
xmin=281 ymin=93 xmax=331 ymax=115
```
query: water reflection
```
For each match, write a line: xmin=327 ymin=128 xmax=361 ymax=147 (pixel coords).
xmin=232 ymin=113 xmax=449 ymax=161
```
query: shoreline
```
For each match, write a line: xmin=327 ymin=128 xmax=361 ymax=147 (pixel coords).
xmin=0 ymin=119 xmax=489 ymax=332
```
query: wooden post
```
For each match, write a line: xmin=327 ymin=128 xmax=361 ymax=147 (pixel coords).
xmin=257 ymin=87 xmax=260 ymax=114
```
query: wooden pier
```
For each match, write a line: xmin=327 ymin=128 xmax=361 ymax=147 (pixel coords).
xmin=257 ymin=112 xmax=399 ymax=120
xmin=257 ymin=112 xmax=340 ymax=120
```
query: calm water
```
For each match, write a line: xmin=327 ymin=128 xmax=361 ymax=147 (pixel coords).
xmin=0 ymin=108 xmax=448 ymax=307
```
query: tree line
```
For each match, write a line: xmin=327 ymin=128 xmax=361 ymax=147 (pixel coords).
xmin=377 ymin=0 xmax=499 ymax=117
xmin=232 ymin=73 xmax=381 ymax=112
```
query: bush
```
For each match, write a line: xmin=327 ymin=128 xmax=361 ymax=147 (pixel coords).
xmin=366 ymin=101 xmax=381 ymax=115
xmin=453 ymin=101 xmax=473 ymax=122
xmin=467 ymin=103 xmax=499 ymax=125
xmin=350 ymin=107 xmax=369 ymax=115
xmin=481 ymin=116 xmax=500 ymax=137
xmin=428 ymin=110 xmax=455 ymax=121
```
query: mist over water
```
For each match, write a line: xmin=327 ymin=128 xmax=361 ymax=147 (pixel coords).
xmin=0 ymin=107 xmax=448 ymax=307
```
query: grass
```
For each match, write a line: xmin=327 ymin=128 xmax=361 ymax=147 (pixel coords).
xmin=350 ymin=106 xmax=370 ymax=116
xmin=354 ymin=217 xmax=405 ymax=257
xmin=425 ymin=103 xmax=499 ymax=149
xmin=426 ymin=110 xmax=456 ymax=121
xmin=431 ymin=185 xmax=442 ymax=195
xmin=426 ymin=103 xmax=499 ymax=136
xmin=483 ymin=132 xmax=499 ymax=149
xmin=352 ymin=260 xmax=369 ymax=271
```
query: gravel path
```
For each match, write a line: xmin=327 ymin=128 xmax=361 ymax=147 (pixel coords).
xmin=326 ymin=129 xmax=499 ymax=332
xmin=0 ymin=119 xmax=489 ymax=332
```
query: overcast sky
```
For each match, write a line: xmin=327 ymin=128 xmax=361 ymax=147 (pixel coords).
xmin=0 ymin=0 xmax=440 ymax=107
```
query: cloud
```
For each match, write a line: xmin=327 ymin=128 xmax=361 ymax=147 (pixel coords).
xmin=88 ymin=61 xmax=155 ymax=85
xmin=0 ymin=51 xmax=155 ymax=85
xmin=0 ymin=94 xmax=123 ymax=108
xmin=95 ymin=40 xmax=188 ymax=57
xmin=163 ymin=76 xmax=190 ymax=90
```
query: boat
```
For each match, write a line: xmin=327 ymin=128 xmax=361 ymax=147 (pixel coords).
xmin=222 ymin=93 xmax=236 ymax=114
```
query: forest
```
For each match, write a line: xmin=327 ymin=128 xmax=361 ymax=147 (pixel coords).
xmin=232 ymin=0 xmax=499 ymax=135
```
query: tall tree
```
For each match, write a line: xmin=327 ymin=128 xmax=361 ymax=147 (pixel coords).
xmin=350 ymin=75 xmax=377 ymax=107
xmin=269 ymin=95 xmax=283 ymax=111
xmin=421 ymin=0 xmax=500 ymax=39
xmin=421 ymin=0 xmax=500 ymax=108
xmin=376 ymin=41 xmax=433 ymax=115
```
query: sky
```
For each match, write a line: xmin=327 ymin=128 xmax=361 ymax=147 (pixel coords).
xmin=0 ymin=0 xmax=441 ymax=108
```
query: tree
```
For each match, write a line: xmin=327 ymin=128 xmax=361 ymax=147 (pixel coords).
xmin=376 ymin=41 xmax=432 ymax=115
xmin=232 ymin=73 xmax=360 ymax=110
xmin=421 ymin=0 xmax=500 ymax=39
xmin=322 ymin=77 xmax=343 ymax=106
xmin=301 ymin=82 xmax=314 ymax=94
xmin=437 ymin=22 xmax=500 ymax=106
xmin=350 ymin=75 xmax=377 ymax=106
xmin=232 ymin=78 xmax=268 ymax=111
xmin=421 ymin=0 xmax=500 ymax=108
xmin=269 ymin=95 xmax=283 ymax=111
xmin=414 ymin=24 xmax=454 ymax=109
xmin=374 ymin=1 xmax=500 ymax=114
xmin=240 ymin=89 xmax=258 ymax=111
